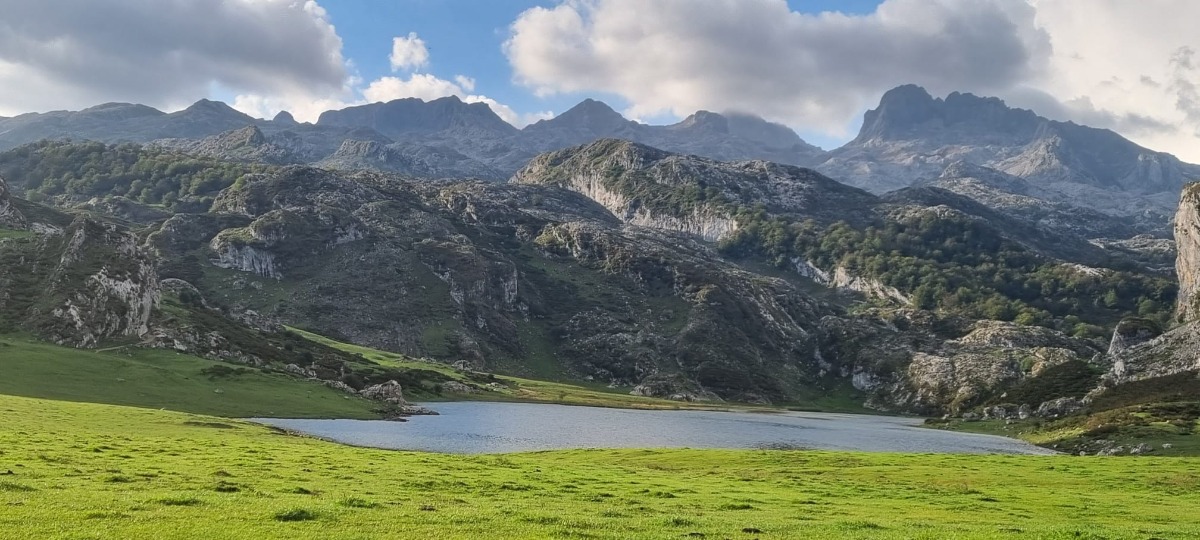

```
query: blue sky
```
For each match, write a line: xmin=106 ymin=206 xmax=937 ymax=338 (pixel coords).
xmin=4 ymin=1 xmax=1193 ymax=159
xmin=319 ymin=0 xmax=885 ymax=148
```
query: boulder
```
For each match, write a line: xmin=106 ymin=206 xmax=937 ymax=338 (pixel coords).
xmin=1034 ymin=397 xmax=1084 ymax=419
xmin=360 ymin=380 xmax=407 ymax=404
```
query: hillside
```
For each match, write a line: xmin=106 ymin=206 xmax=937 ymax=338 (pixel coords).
xmin=2 ymin=139 xmax=1186 ymax=419
xmin=817 ymin=85 xmax=1199 ymax=234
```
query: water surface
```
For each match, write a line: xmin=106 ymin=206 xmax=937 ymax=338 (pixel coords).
xmin=255 ymin=401 xmax=1053 ymax=455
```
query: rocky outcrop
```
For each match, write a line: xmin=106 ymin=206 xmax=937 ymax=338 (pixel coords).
xmin=32 ymin=218 xmax=161 ymax=347
xmin=856 ymin=319 xmax=1099 ymax=414
xmin=1176 ymin=183 xmax=1200 ymax=323
xmin=358 ymin=380 xmax=438 ymax=415
xmin=360 ymin=380 xmax=407 ymax=404
xmin=513 ymin=139 xmax=877 ymax=240
xmin=74 ymin=196 xmax=171 ymax=224
xmin=629 ymin=373 xmax=724 ymax=402
xmin=0 ymin=176 xmax=27 ymax=230
xmin=1034 ymin=397 xmax=1084 ymax=419
xmin=1107 ymin=318 xmax=1163 ymax=356
xmin=208 ymin=233 xmax=280 ymax=278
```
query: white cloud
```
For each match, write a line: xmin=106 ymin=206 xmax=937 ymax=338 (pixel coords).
xmin=455 ymin=75 xmax=477 ymax=92
xmin=1025 ymin=0 xmax=1200 ymax=159
xmin=0 ymin=0 xmax=346 ymax=115
xmin=389 ymin=32 xmax=430 ymax=71
xmin=505 ymin=0 xmax=1048 ymax=135
xmin=364 ymin=74 xmax=464 ymax=103
xmin=505 ymin=0 xmax=1200 ymax=161
xmin=0 ymin=2 xmax=538 ymax=129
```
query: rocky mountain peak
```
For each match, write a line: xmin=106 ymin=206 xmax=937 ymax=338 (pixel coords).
xmin=316 ymin=96 xmax=517 ymax=138
xmin=181 ymin=99 xmax=251 ymax=119
xmin=855 ymin=84 xmax=1040 ymax=142
xmin=528 ymin=98 xmax=629 ymax=133
xmin=77 ymin=102 xmax=164 ymax=121
xmin=222 ymin=125 xmax=268 ymax=148
xmin=272 ymin=111 xmax=298 ymax=125
xmin=676 ymin=110 xmax=730 ymax=133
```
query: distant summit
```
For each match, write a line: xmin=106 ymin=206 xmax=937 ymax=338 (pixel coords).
xmin=317 ymin=95 xmax=518 ymax=138
xmin=272 ymin=111 xmax=298 ymax=125
xmin=817 ymin=84 xmax=1200 ymax=216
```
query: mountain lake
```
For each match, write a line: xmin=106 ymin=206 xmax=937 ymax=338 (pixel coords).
xmin=254 ymin=401 xmax=1054 ymax=455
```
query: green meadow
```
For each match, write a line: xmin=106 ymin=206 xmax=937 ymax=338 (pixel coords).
xmin=1 ymin=394 xmax=1199 ymax=539
xmin=0 ymin=335 xmax=379 ymax=418
xmin=3 ymin=334 xmax=1200 ymax=538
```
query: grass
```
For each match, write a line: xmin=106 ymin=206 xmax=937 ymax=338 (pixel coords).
xmin=0 ymin=394 xmax=1198 ymax=538
xmin=0 ymin=335 xmax=379 ymax=419
xmin=0 ymin=228 xmax=34 ymax=240
xmin=291 ymin=327 xmax=748 ymax=411
xmin=931 ymin=401 xmax=1200 ymax=456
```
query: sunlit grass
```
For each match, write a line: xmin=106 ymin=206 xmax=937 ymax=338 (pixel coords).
xmin=0 ymin=394 xmax=1198 ymax=539
xmin=0 ymin=334 xmax=378 ymax=418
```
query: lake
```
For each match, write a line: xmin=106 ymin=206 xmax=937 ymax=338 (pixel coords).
xmin=254 ymin=401 xmax=1054 ymax=455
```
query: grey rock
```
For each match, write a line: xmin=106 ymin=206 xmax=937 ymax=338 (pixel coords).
xmin=1035 ymin=397 xmax=1083 ymax=419
xmin=360 ymin=380 xmax=407 ymax=404
xmin=442 ymin=381 xmax=479 ymax=394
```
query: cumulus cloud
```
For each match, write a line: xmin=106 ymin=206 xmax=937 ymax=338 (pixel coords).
xmin=505 ymin=0 xmax=1200 ymax=160
xmin=505 ymin=0 xmax=1049 ymax=135
xmin=390 ymin=32 xmax=430 ymax=71
xmin=0 ymin=0 xmax=346 ymax=115
xmin=1027 ymin=0 xmax=1200 ymax=158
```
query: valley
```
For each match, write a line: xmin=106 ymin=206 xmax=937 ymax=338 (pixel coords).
xmin=2 ymin=82 xmax=1200 ymax=538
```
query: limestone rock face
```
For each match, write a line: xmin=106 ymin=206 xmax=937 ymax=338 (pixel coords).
xmin=1107 ymin=318 xmax=1162 ymax=356
xmin=34 ymin=218 xmax=161 ymax=347
xmin=1176 ymin=183 xmax=1200 ymax=323
xmin=0 ymin=176 xmax=27 ymax=230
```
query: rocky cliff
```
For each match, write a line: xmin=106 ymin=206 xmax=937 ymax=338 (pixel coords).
xmin=0 ymin=176 xmax=27 ymax=229
xmin=1176 ymin=183 xmax=1200 ymax=322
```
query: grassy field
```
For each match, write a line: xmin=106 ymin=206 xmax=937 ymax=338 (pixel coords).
xmin=0 ymin=394 xmax=1197 ymax=539
xmin=0 ymin=335 xmax=379 ymax=418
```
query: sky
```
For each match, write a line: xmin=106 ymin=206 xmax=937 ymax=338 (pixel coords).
xmin=0 ymin=0 xmax=1197 ymax=161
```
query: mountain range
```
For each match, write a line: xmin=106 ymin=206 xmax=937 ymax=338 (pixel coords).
xmin=3 ymin=84 xmax=1194 ymax=239
xmin=1 ymin=84 xmax=1198 ymax=449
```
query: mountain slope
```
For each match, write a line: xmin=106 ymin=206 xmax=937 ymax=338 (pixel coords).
xmin=0 ymin=140 xmax=1181 ymax=415
xmin=818 ymin=85 xmax=1200 ymax=219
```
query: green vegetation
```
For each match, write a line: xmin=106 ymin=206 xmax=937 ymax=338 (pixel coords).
xmin=0 ymin=335 xmax=378 ymax=418
xmin=291 ymin=327 xmax=739 ymax=411
xmin=0 ymin=140 xmax=272 ymax=212
xmin=720 ymin=210 xmax=1175 ymax=332
xmin=0 ymin=228 xmax=34 ymax=240
xmin=938 ymin=372 xmax=1200 ymax=456
xmin=1 ymin=394 xmax=1198 ymax=539
xmin=934 ymin=402 xmax=1200 ymax=457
